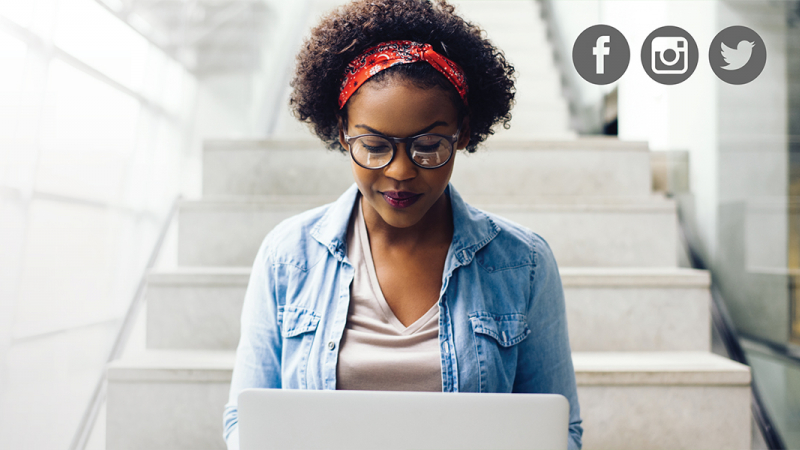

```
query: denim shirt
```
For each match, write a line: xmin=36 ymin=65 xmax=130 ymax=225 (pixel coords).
xmin=223 ymin=181 xmax=583 ymax=450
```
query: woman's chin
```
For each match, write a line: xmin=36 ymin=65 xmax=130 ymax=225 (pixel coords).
xmin=371 ymin=200 xmax=426 ymax=229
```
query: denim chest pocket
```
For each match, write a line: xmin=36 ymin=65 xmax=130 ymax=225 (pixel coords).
xmin=279 ymin=305 xmax=320 ymax=337
xmin=277 ymin=305 xmax=320 ymax=388
xmin=468 ymin=312 xmax=531 ymax=392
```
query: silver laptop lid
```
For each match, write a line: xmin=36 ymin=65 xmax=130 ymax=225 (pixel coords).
xmin=238 ymin=388 xmax=569 ymax=450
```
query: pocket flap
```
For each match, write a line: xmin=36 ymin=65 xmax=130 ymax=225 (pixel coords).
xmin=468 ymin=312 xmax=530 ymax=347
xmin=278 ymin=305 xmax=320 ymax=338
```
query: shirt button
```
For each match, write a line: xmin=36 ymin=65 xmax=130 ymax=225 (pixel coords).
xmin=328 ymin=341 xmax=336 ymax=350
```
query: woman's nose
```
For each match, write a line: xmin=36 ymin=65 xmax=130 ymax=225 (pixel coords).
xmin=383 ymin=143 xmax=417 ymax=180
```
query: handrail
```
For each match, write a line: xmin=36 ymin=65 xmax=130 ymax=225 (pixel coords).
xmin=68 ymin=195 xmax=181 ymax=450
xmin=739 ymin=332 xmax=800 ymax=365
xmin=675 ymin=201 xmax=786 ymax=450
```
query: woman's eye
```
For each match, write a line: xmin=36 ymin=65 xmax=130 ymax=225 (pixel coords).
xmin=414 ymin=145 xmax=440 ymax=152
xmin=364 ymin=143 xmax=391 ymax=152
xmin=359 ymin=138 xmax=391 ymax=152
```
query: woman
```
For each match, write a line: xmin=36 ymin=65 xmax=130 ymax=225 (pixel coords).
xmin=224 ymin=1 xmax=582 ymax=449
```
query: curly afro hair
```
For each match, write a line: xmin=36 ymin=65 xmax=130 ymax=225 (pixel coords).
xmin=289 ymin=0 xmax=516 ymax=153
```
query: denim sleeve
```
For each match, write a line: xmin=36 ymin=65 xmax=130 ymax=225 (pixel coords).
xmin=223 ymin=233 xmax=283 ymax=450
xmin=513 ymin=232 xmax=583 ymax=450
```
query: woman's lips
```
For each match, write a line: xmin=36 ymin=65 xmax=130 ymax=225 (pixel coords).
xmin=382 ymin=190 xmax=419 ymax=199
xmin=381 ymin=191 xmax=422 ymax=208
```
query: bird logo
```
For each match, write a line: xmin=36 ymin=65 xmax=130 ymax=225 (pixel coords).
xmin=720 ymin=40 xmax=754 ymax=71
xmin=710 ymin=26 xmax=765 ymax=84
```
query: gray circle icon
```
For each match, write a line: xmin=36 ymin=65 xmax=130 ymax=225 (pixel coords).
xmin=641 ymin=26 xmax=698 ymax=85
xmin=709 ymin=26 xmax=766 ymax=85
xmin=572 ymin=25 xmax=630 ymax=85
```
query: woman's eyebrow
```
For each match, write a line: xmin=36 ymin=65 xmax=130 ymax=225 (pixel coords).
xmin=354 ymin=121 xmax=449 ymax=136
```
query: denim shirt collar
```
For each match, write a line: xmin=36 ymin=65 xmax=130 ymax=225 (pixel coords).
xmin=310 ymin=182 xmax=501 ymax=271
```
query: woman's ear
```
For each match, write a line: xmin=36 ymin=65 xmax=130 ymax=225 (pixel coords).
xmin=456 ymin=116 xmax=470 ymax=150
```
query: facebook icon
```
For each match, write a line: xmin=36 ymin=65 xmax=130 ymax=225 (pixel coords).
xmin=593 ymin=36 xmax=611 ymax=74
xmin=573 ymin=25 xmax=629 ymax=85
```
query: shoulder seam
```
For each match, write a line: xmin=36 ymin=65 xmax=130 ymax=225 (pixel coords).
xmin=262 ymin=202 xmax=335 ymax=271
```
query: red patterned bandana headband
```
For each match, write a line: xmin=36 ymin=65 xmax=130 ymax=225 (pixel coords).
xmin=338 ymin=40 xmax=469 ymax=109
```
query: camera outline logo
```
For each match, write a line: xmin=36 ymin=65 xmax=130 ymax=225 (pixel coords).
xmin=709 ymin=25 xmax=767 ymax=85
xmin=572 ymin=24 xmax=630 ymax=85
xmin=652 ymin=36 xmax=689 ymax=75
xmin=641 ymin=26 xmax=698 ymax=84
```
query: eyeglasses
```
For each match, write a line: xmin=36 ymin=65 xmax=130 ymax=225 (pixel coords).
xmin=342 ymin=123 xmax=462 ymax=170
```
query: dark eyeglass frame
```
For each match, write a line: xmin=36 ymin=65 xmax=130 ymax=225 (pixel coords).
xmin=342 ymin=121 xmax=463 ymax=170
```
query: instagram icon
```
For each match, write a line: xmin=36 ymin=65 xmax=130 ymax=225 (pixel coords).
xmin=641 ymin=26 xmax=698 ymax=84
xmin=651 ymin=36 xmax=689 ymax=75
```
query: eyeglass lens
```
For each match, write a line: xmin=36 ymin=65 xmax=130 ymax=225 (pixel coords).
xmin=351 ymin=135 xmax=452 ymax=168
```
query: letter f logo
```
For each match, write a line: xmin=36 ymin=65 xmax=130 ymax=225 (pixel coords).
xmin=593 ymin=36 xmax=611 ymax=74
xmin=573 ymin=25 xmax=629 ymax=85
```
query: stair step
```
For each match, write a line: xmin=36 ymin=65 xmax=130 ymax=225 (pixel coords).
xmin=495 ymin=110 xmax=573 ymax=135
xmin=106 ymin=350 xmax=233 ymax=450
xmin=452 ymin=3 xmax=553 ymax=63
xmin=202 ymin=138 xmax=652 ymax=198
xmin=575 ymin=352 xmax=751 ymax=449
xmin=563 ymin=267 xmax=711 ymax=352
xmin=449 ymin=0 xmax=572 ymax=136
xmin=106 ymin=350 xmax=750 ymax=450
xmin=501 ymin=60 xmax=564 ymax=78
xmin=177 ymin=195 xmax=677 ymax=267
xmin=146 ymin=266 xmax=709 ymax=352
xmin=501 ymin=78 xmax=565 ymax=102
xmin=490 ymin=127 xmax=578 ymax=141
xmin=146 ymin=267 xmax=249 ymax=351
xmin=453 ymin=1 xmax=546 ymax=31
xmin=491 ymin=115 xmax=575 ymax=139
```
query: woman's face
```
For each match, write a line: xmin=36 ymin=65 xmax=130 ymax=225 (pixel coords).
xmin=338 ymin=78 xmax=469 ymax=230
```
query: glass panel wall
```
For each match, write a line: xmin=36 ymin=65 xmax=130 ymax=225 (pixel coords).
xmin=0 ymin=0 xmax=196 ymax=448
xmin=547 ymin=0 xmax=799 ymax=447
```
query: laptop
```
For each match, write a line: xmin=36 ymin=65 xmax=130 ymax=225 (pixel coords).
xmin=238 ymin=388 xmax=569 ymax=450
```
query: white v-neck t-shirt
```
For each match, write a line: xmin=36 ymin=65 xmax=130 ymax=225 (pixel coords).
xmin=335 ymin=194 xmax=442 ymax=392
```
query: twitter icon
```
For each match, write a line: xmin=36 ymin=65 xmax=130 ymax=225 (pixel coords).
xmin=721 ymin=40 xmax=755 ymax=71
xmin=710 ymin=26 xmax=766 ymax=84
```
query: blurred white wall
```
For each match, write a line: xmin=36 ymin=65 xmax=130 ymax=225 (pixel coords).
xmin=0 ymin=0 xmax=325 ymax=446
xmin=0 ymin=0 xmax=197 ymax=448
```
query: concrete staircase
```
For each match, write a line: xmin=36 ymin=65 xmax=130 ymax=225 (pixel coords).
xmin=448 ymin=0 xmax=574 ymax=139
xmin=106 ymin=1 xmax=751 ymax=449
xmin=107 ymin=137 xmax=752 ymax=450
